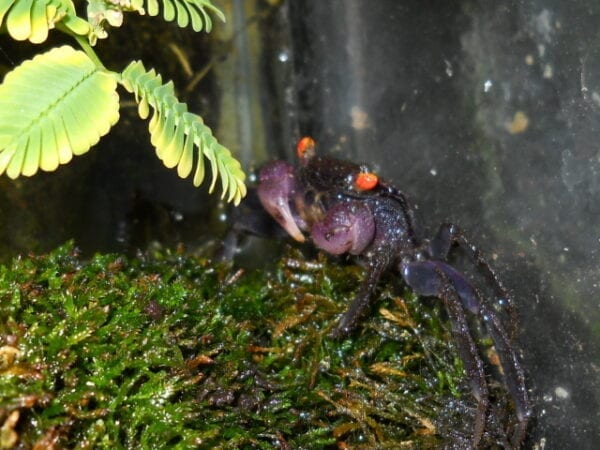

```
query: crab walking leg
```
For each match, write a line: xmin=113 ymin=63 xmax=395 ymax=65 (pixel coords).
xmin=402 ymin=260 xmax=488 ymax=448
xmin=428 ymin=223 xmax=518 ymax=336
xmin=330 ymin=258 xmax=390 ymax=338
xmin=478 ymin=300 xmax=531 ymax=447
xmin=429 ymin=223 xmax=532 ymax=443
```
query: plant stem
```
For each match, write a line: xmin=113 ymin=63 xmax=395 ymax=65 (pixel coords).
xmin=73 ymin=34 xmax=107 ymax=71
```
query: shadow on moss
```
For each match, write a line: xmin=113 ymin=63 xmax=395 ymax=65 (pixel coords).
xmin=0 ymin=243 xmax=511 ymax=449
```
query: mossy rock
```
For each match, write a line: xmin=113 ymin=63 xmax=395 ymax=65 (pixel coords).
xmin=0 ymin=244 xmax=511 ymax=448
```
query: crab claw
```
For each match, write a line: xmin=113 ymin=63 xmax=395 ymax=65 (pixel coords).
xmin=257 ymin=161 xmax=306 ymax=242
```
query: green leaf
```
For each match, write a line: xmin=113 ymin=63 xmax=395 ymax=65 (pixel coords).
xmin=5 ymin=0 xmax=34 ymax=41
xmin=146 ymin=0 xmax=160 ymax=16
xmin=142 ymin=0 xmax=225 ymax=32
xmin=0 ymin=0 xmax=19 ymax=25
xmin=60 ymin=11 xmax=92 ymax=36
xmin=0 ymin=0 xmax=90 ymax=43
xmin=120 ymin=60 xmax=246 ymax=205
xmin=0 ymin=46 xmax=120 ymax=178
xmin=162 ymin=0 xmax=176 ymax=22
xmin=29 ymin=0 xmax=49 ymax=43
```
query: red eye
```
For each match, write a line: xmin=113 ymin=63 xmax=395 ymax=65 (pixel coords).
xmin=355 ymin=172 xmax=378 ymax=191
xmin=296 ymin=136 xmax=316 ymax=160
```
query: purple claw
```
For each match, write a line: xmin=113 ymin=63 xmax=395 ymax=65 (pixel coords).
xmin=311 ymin=201 xmax=375 ymax=255
xmin=257 ymin=161 xmax=306 ymax=242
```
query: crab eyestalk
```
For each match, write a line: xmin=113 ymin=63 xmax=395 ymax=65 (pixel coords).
xmin=257 ymin=161 xmax=306 ymax=242
xmin=296 ymin=136 xmax=316 ymax=165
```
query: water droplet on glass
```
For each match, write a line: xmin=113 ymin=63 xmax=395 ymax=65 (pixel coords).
xmin=484 ymin=80 xmax=493 ymax=92
xmin=444 ymin=59 xmax=453 ymax=77
xmin=278 ymin=49 xmax=290 ymax=62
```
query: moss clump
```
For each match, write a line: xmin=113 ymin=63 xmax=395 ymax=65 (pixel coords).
xmin=0 ymin=244 xmax=496 ymax=449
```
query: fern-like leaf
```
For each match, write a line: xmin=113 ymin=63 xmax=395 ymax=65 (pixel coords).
xmin=0 ymin=0 xmax=90 ymax=43
xmin=143 ymin=0 xmax=225 ymax=32
xmin=0 ymin=46 xmax=120 ymax=177
xmin=120 ymin=61 xmax=246 ymax=205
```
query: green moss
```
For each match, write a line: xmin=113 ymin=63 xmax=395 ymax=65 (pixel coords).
xmin=0 ymin=244 xmax=491 ymax=449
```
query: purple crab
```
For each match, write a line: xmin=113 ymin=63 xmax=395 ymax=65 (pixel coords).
xmin=255 ymin=137 xmax=531 ymax=448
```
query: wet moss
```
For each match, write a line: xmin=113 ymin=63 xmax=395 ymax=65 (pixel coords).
xmin=0 ymin=244 xmax=498 ymax=449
